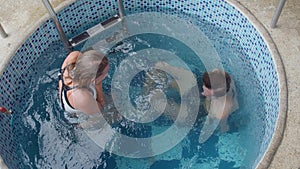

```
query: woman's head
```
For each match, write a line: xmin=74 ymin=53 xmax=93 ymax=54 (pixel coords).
xmin=70 ymin=50 xmax=109 ymax=88
xmin=202 ymin=69 xmax=231 ymax=97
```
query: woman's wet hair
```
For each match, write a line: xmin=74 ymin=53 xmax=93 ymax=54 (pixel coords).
xmin=202 ymin=69 xmax=231 ymax=97
xmin=69 ymin=50 xmax=109 ymax=88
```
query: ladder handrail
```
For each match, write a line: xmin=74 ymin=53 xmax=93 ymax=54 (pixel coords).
xmin=118 ymin=0 xmax=126 ymax=18
xmin=42 ymin=0 xmax=72 ymax=52
xmin=42 ymin=0 xmax=126 ymax=51
xmin=0 ymin=23 xmax=8 ymax=38
xmin=270 ymin=0 xmax=287 ymax=28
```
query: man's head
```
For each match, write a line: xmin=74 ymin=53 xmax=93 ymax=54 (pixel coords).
xmin=202 ymin=69 xmax=231 ymax=97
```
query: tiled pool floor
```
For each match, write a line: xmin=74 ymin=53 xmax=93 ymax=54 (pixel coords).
xmin=0 ymin=0 xmax=299 ymax=168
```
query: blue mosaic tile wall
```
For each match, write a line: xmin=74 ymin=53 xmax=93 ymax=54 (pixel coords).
xmin=0 ymin=0 xmax=279 ymax=168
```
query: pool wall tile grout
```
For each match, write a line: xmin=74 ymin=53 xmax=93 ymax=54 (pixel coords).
xmin=226 ymin=1 xmax=288 ymax=168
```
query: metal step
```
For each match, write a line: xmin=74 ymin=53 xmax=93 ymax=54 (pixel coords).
xmin=69 ymin=14 xmax=122 ymax=47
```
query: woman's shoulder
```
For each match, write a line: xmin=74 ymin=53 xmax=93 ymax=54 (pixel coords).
xmin=67 ymin=51 xmax=81 ymax=58
xmin=62 ymin=51 xmax=81 ymax=67
xmin=70 ymin=88 xmax=100 ymax=115
xmin=70 ymin=88 xmax=96 ymax=104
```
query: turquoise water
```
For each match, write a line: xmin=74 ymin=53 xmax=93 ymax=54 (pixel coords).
xmin=12 ymin=20 xmax=265 ymax=169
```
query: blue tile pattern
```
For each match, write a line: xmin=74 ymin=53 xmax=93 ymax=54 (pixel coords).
xmin=0 ymin=0 xmax=279 ymax=168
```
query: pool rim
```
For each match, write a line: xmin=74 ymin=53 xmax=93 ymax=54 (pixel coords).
xmin=0 ymin=0 xmax=288 ymax=169
xmin=226 ymin=0 xmax=288 ymax=168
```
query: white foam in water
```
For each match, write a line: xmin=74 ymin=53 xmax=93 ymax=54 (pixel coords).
xmin=135 ymin=36 xmax=151 ymax=47
xmin=83 ymin=12 xmax=222 ymax=71
xmin=114 ymin=41 xmax=134 ymax=53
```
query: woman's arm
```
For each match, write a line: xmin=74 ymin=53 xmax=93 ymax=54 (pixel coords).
xmin=95 ymin=82 xmax=105 ymax=107
xmin=71 ymin=89 xmax=101 ymax=115
xmin=208 ymin=96 xmax=232 ymax=119
xmin=155 ymin=62 xmax=197 ymax=95
xmin=207 ymin=97 xmax=232 ymax=132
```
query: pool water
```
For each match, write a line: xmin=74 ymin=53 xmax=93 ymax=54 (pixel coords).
xmin=12 ymin=14 xmax=266 ymax=169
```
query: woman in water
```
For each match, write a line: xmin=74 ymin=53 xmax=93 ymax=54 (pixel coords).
xmin=201 ymin=69 xmax=239 ymax=132
xmin=149 ymin=62 xmax=238 ymax=132
xmin=58 ymin=50 xmax=109 ymax=124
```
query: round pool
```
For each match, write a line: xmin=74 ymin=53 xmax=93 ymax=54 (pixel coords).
xmin=0 ymin=0 xmax=287 ymax=169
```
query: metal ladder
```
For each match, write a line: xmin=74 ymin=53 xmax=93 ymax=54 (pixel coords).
xmin=0 ymin=23 xmax=8 ymax=38
xmin=1 ymin=0 xmax=288 ymax=41
xmin=270 ymin=0 xmax=287 ymax=28
xmin=42 ymin=0 xmax=126 ymax=52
